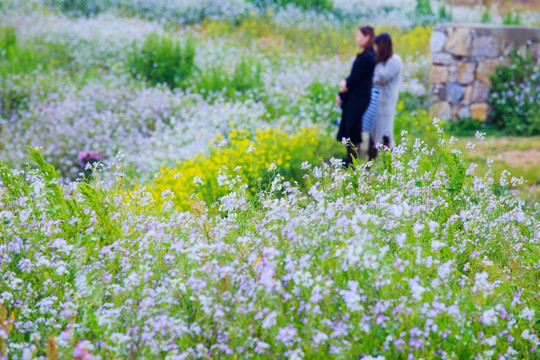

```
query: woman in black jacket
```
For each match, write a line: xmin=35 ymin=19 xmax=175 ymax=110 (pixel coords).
xmin=336 ymin=25 xmax=376 ymax=166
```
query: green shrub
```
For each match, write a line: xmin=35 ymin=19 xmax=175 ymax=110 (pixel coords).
xmin=249 ymin=0 xmax=333 ymax=11
xmin=438 ymin=4 xmax=452 ymax=21
xmin=128 ymin=32 xmax=196 ymax=89
xmin=0 ymin=78 xmax=31 ymax=118
xmin=0 ymin=26 xmax=79 ymax=77
xmin=192 ymin=57 xmax=263 ymax=99
xmin=280 ymin=0 xmax=333 ymax=11
xmin=44 ymin=0 xmax=109 ymax=17
xmin=480 ymin=6 xmax=491 ymax=23
xmin=0 ymin=26 xmax=17 ymax=58
xmin=502 ymin=11 xmax=522 ymax=26
xmin=415 ymin=0 xmax=433 ymax=17
xmin=488 ymin=50 xmax=540 ymax=136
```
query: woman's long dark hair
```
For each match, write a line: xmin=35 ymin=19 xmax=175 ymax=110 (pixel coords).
xmin=359 ymin=26 xmax=375 ymax=53
xmin=375 ymin=33 xmax=393 ymax=63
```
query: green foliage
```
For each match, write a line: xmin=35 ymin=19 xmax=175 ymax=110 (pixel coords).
xmin=248 ymin=0 xmax=333 ymax=11
xmin=128 ymin=32 xmax=196 ymax=89
xmin=304 ymin=81 xmax=341 ymax=127
xmin=0 ymin=81 xmax=29 ymax=118
xmin=488 ymin=50 xmax=540 ymax=136
xmin=393 ymin=92 xmax=437 ymax=143
xmin=0 ymin=26 xmax=78 ymax=76
xmin=444 ymin=117 xmax=501 ymax=137
xmin=192 ymin=57 xmax=263 ymax=99
xmin=502 ymin=11 xmax=522 ymax=25
xmin=438 ymin=4 xmax=452 ymax=21
xmin=0 ymin=27 xmax=83 ymax=117
xmin=279 ymin=0 xmax=333 ymax=11
xmin=415 ymin=0 xmax=433 ymax=17
xmin=480 ymin=6 xmax=491 ymax=23
xmin=44 ymin=0 xmax=109 ymax=17
xmin=0 ymin=26 xmax=17 ymax=58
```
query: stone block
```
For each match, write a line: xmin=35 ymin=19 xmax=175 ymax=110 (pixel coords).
xmin=431 ymin=84 xmax=446 ymax=101
xmin=472 ymin=80 xmax=489 ymax=102
xmin=463 ymin=85 xmax=473 ymax=103
xmin=431 ymin=31 xmax=447 ymax=54
xmin=476 ymin=58 xmax=509 ymax=85
xmin=448 ymin=63 xmax=458 ymax=82
xmin=457 ymin=61 xmax=476 ymax=84
xmin=429 ymin=65 xmax=449 ymax=84
xmin=471 ymin=103 xmax=489 ymax=121
xmin=446 ymin=82 xmax=466 ymax=104
xmin=432 ymin=52 xmax=454 ymax=65
xmin=503 ymin=42 xmax=518 ymax=56
xmin=444 ymin=28 xmax=472 ymax=56
xmin=472 ymin=36 xmax=499 ymax=57
xmin=457 ymin=105 xmax=471 ymax=119
xmin=431 ymin=101 xmax=452 ymax=121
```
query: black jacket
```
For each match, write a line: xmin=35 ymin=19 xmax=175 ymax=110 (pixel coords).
xmin=336 ymin=49 xmax=376 ymax=144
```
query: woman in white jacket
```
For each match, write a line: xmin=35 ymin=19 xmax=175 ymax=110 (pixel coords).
xmin=368 ymin=33 xmax=402 ymax=161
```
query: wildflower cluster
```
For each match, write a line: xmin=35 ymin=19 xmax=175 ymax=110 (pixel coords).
xmin=488 ymin=50 xmax=540 ymax=136
xmin=149 ymin=126 xmax=341 ymax=210
xmin=1 ymin=131 xmax=539 ymax=358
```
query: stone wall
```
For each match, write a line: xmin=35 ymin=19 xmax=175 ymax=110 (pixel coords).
xmin=429 ymin=24 xmax=540 ymax=121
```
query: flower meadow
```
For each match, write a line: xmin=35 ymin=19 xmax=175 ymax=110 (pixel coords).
xmin=1 ymin=0 xmax=540 ymax=359
xmin=2 ymin=127 xmax=540 ymax=359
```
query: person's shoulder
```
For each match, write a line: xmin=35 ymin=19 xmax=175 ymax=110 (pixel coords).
xmin=391 ymin=53 xmax=403 ymax=65
xmin=357 ymin=49 xmax=376 ymax=58
xmin=363 ymin=49 xmax=376 ymax=64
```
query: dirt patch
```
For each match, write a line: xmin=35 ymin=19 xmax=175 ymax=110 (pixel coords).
xmin=492 ymin=148 xmax=540 ymax=167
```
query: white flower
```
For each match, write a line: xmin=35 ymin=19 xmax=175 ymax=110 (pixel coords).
xmin=262 ymin=311 xmax=277 ymax=329
xmin=218 ymin=139 xmax=228 ymax=147
xmin=276 ymin=326 xmax=298 ymax=346
xmin=466 ymin=163 xmax=478 ymax=176
xmin=193 ymin=176 xmax=204 ymax=186
xmin=161 ymin=189 xmax=172 ymax=199
xmin=472 ymin=271 xmax=494 ymax=294
xmin=312 ymin=331 xmax=329 ymax=346
xmin=519 ymin=307 xmax=535 ymax=321
xmin=475 ymin=131 xmax=486 ymax=141
xmin=437 ymin=261 xmax=453 ymax=282
xmin=409 ymin=277 xmax=425 ymax=301
xmin=480 ymin=308 xmax=498 ymax=326
xmin=340 ymin=280 xmax=364 ymax=312
xmin=413 ymin=223 xmax=425 ymax=234
xmin=395 ymin=233 xmax=406 ymax=248
xmin=431 ymin=240 xmax=445 ymax=251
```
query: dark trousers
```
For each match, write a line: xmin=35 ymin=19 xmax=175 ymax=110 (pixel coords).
xmin=344 ymin=143 xmax=361 ymax=167
xmin=368 ymin=135 xmax=390 ymax=162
